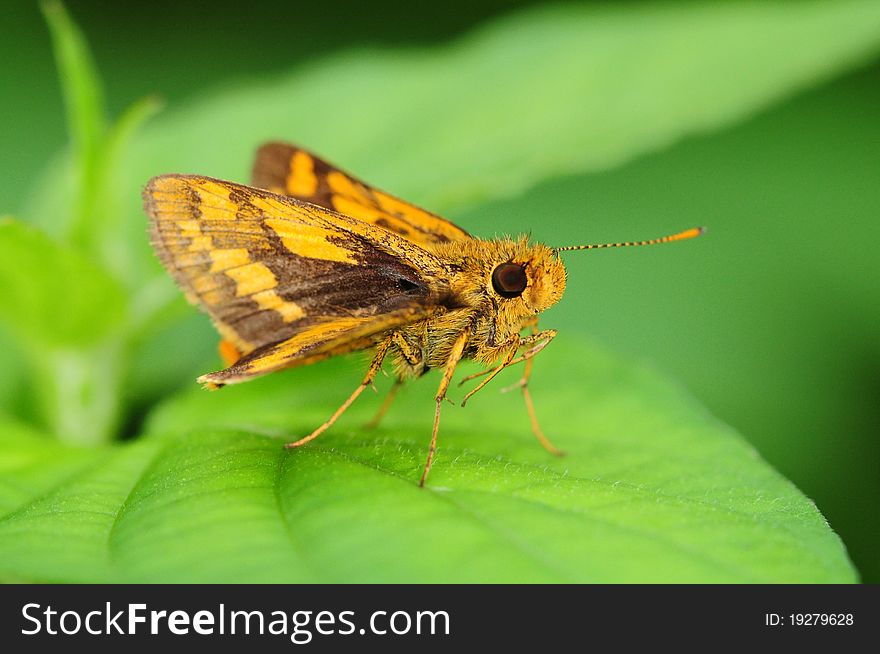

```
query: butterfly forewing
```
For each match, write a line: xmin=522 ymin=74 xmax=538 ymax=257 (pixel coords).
xmin=144 ymin=174 xmax=449 ymax=380
xmin=252 ymin=142 xmax=471 ymax=248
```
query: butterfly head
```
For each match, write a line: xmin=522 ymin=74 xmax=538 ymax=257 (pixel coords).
xmin=485 ymin=226 xmax=704 ymax=315
xmin=486 ymin=241 xmax=567 ymax=315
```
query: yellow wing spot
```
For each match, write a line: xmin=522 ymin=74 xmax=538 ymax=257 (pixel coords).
xmin=287 ymin=152 xmax=318 ymax=196
xmin=201 ymin=289 xmax=225 ymax=306
xmin=374 ymin=190 xmax=461 ymax=240
xmin=246 ymin=317 xmax=370 ymax=370
xmin=331 ymin=195 xmax=387 ymax=222
xmin=151 ymin=176 xmax=191 ymax=198
xmin=192 ymin=275 xmax=219 ymax=294
xmin=226 ymin=261 xmax=278 ymax=296
xmin=251 ymin=289 xmax=305 ymax=323
xmin=176 ymin=219 xmax=213 ymax=253
xmin=175 ymin=251 xmax=210 ymax=268
xmin=197 ymin=180 xmax=241 ymax=220
xmin=209 ymin=248 xmax=251 ymax=273
xmin=326 ymin=171 xmax=370 ymax=201
xmin=188 ymin=235 xmax=213 ymax=252
xmin=264 ymin=217 xmax=357 ymax=264
xmin=178 ymin=219 xmax=202 ymax=239
xmin=374 ymin=191 xmax=433 ymax=222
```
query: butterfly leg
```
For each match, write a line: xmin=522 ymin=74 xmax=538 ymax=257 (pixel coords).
xmin=460 ymin=343 xmax=519 ymax=407
xmin=502 ymin=329 xmax=557 ymax=369
xmin=458 ymin=329 xmax=557 ymax=395
xmin=504 ymin=325 xmax=564 ymax=456
xmin=285 ymin=335 xmax=393 ymax=449
xmin=458 ymin=326 xmax=562 ymax=455
xmin=365 ymin=331 xmax=422 ymax=429
xmin=364 ymin=377 xmax=403 ymax=429
xmin=419 ymin=329 xmax=469 ymax=487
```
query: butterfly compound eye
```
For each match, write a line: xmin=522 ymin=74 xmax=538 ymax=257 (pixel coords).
xmin=491 ymin=262 xmax=528 ymax=298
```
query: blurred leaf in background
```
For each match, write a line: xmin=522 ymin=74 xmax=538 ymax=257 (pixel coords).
xmin=0 ymin=0 xmax=877 ymax=582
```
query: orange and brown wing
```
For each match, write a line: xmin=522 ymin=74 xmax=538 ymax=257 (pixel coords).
xmin=143 ymin=174 xmax=449 ymax=384
xmin=198 ymin=310 xmax=423 ymax=386
xmin=251 ymin=142 xmax=471 ymax=248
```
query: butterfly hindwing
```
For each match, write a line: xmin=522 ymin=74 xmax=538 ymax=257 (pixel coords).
xmin=143 ymin=174 xmax=449 ymax=380
xmin=199 ymin=309 xmax=425 ymax=386
xmin=251 ymin=142 xmax=471 ymax=248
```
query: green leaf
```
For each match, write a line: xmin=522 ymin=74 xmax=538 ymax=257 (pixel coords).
xmin=40 ymin=0 xmax=106 ymax=250
xmin=39 ymin=0 xmax=105 ymax=166
xmin=0 ymin=220 xmax=127 ymax=443
xmin=0 ymin=340 xmax=855 ymax=583
xmin=40 ymin=1 xmax=162 ymax=285
xmin=0 ymin=220 xmax=125 ymax=347
xmin=93 ymin=94 xmax=164 ymax=288
xmin=0 ymin=6 xmax=164 ymax=444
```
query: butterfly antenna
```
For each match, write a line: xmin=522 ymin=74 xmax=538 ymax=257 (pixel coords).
xmin=554 ymin=227 xmax=705 ymax=252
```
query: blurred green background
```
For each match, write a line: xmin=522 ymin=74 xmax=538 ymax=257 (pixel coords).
xmin=0 ymin=0 xmax=877 ymax=582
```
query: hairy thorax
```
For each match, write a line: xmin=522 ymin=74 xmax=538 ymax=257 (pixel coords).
xmin=389 ymin=236 xmax=567 ymax=377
